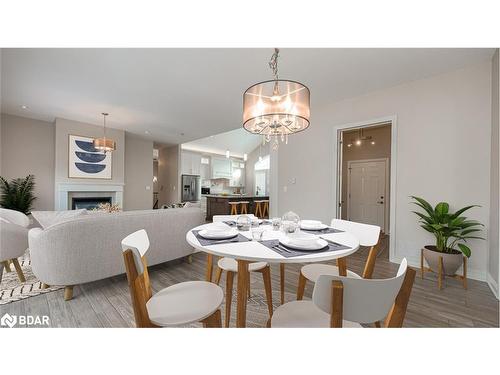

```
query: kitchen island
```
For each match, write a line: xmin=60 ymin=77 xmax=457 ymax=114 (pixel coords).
xmin=204 ymin=195 xmax=269 ymax=221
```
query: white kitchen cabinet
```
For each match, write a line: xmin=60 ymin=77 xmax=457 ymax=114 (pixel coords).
xmin=211 ymin=157 xmax=232 ymax=179
xmin=181 ymin=151 xmax=202 ymax=175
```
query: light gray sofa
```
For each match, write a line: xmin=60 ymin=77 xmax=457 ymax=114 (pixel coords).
xmin=29 ymin=207 xmax=204 ymax=300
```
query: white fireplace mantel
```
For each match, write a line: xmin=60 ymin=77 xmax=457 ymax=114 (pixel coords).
xmin=55 ymin=182 xmax=124 ymax=210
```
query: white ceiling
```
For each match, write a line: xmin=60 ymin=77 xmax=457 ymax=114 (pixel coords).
xmin=181 ymin=128 xmax=262 ymax=158
xmin=1 ymin=48 xmax=494 ymax=145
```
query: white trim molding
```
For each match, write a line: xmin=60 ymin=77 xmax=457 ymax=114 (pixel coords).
xmin=487 ymin=272 xmax=499 ymax=300
xmin=55 ymin=182 xmax=124 ymax=210
xmin=332 ymin=115 xmax=398 ymax=263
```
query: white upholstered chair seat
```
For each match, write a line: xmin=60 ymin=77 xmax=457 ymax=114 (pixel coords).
xmin=271 ymin=300 xmax=361 ymax=328
xmin=301 ymin=264 xmax=362 ymax=283
xmin=146 ymin=280 xmax=223 ymax=326
xmin=217 ymin=257 xmax=268 ymax=273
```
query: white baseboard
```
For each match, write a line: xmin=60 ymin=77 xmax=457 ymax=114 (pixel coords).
xmin=487 ymin=273 xmax=499 ymax=300
xmin=390 ymin=255 xmax=486 ymax=282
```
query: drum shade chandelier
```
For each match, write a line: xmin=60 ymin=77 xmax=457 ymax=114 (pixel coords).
xmin=93 ymin=112 xmax=116 ymax=152
xmin=243 ymin=48 xmax=310 ymax=150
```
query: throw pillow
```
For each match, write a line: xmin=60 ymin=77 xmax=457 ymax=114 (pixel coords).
xmin=31 ymin=209 xmax=88 ymax=229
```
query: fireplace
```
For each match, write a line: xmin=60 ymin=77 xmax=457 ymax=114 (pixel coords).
xmin=72 ymin=196 xmax=112 ymax=210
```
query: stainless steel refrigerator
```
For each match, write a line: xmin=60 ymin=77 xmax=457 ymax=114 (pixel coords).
xmin=181 ymin=174 xmax=201 ymax=202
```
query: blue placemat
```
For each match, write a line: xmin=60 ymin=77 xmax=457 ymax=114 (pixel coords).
xmin=260 ymin=239 xmax=350 ymax=258
xmin=192 ymin=230 xmax=250 ymax=246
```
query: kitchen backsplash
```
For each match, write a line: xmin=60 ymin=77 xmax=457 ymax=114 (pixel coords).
xmin=206 ymin=178 xmax=244 ymax=195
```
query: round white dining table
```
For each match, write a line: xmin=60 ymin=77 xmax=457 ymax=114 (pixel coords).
xmin=186 ymin=222 xmax=360 ymax=328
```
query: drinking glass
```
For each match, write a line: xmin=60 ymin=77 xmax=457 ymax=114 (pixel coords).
xmin=272 ymin=217 xmax=282 ymax=231
xmin=251 ymin=227 xmax=265 ymax=241
xmin=281 ymin=211 xmax=300 ymax=235
xmin=236 ymin=215 xmax=251 ymax=231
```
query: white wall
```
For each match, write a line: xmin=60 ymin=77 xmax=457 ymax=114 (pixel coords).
xmin=1 ymin=114 xmax=55 ymax=210
xmin=124 ymin=133 xmax=153 ymax=210
xmin=489 ymin=49 xmax=499 ymax=297
xmin=278 ymin=61 xmax=492 ymax=281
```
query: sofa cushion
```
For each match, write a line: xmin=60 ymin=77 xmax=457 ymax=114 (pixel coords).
xmin=31 ymin=209 xmax=88 ymax=229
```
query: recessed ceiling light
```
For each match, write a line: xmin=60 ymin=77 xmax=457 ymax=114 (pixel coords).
xmin=371 ymin=141 xmax=376 ymax=145
xmin=144 ymin=130 xmax=150 ymax=135
xmin=20 ymin=105 xmax=29 ymax=110
xmin=355 ymin=140 xmax=362 ymax=146
xmin=347 ymin=144 xmax=352 ymax=148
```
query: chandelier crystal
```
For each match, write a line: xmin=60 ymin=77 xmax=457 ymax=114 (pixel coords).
xmin=93 ymin=112 xmax=116 ymax=152
xmin=243 ymin=48 xmax=310 ymax=150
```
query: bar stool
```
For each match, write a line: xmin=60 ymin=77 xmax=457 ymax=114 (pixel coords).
xmin=255 ymin=200 xmax=269 ymax=219
xmin=228 ymin=201 xmax=240 ymax=215
xmin=261 ymin=200 xmax=269 ymax=218
xmin=254 ymin=200 xmax=263 ymax=218
xmin=239 ymin=201 xmax=249 ymax=214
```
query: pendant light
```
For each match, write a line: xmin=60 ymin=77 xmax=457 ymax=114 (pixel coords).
xmin=243 ymin=48 xmax=310 ymax=150
xmin=93 ymin=113 xmax=116 ymax=152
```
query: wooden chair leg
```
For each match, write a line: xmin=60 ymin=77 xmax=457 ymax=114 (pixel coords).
xmin=236 ymin=260 xmax=250 ymax=328
xmin=420 ymin=248 xmax=424 ymax=279
xmin=297 ymin=271 xmax=307 ymax=300
xmin=330 ymin=280 xmax=344 ymax=328
xmin=255 ymin=203 xmax=262 ymax=218
xmin=0 ymin=263 xmax=3 ymax=284
xmin=374 ymin=321 xmax=381 ymax=328
xmin=247 ymin=277 xmax=251 ymax=299
xmin=225 ymin=271 xmax=234 ymax=328
xmin=463 ymin=256 xmax=467 ymax=289
xmin=64 ymin=286 xmax=74 ymax=301
xmin=438 ymin=256 xmax=443 ymax=290
xmin=11 ymin=258 xmax=26 ymax=283
xmin=280 ymin=263 xmax=285 ymax=304
xmin=41 ymin=283 xmax=50 ymax=289
xmin=205 ymin=254 xmax=213 ymax=282
xmin=1 ymin=261 xmax=12 ymax=273
xmin=214 ymin=266 xmax=223 ymax=285
xmin=202 ymin=309 xmax=222 ymax=328
xmin=261 ymin=266 xmax=273 ymax=318
xmin=337 ymin=257 xmax=347 ymax=276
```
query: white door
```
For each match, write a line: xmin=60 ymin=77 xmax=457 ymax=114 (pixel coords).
xmin=348 ymin=160 xmax=387 ymax=231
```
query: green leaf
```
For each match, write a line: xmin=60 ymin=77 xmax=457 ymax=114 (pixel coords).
xmin=435 ymin=202 xmax=449 ymax=218
xmin=412 ymin=211 xmax=433 ymax=224
xmin=410 ymin=196 xmax=435 ymax=217
xmin=457 ymin=243 xmax=471 ymax=258
xmin=449 ymin=205 xmax=481 ymax=220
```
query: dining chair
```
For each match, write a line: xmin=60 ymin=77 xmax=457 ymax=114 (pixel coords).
xmin=296 ymin=219 xmax=381 ymax=301
xmin=211 ymin=214 xmax=273 ymax=327
xmin=0 ymin=209 xmax=30 ymax=284
xmin=122 ymin=229 xmax=224 ymax=328
xmin=271 ymin=259 xmax=415 ymax=328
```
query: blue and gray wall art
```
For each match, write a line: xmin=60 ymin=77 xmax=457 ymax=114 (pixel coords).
xmin=69 ymin=135 xmax=112 ymax=179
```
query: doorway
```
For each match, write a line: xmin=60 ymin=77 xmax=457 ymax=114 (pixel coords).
xmin=335 ymin=119 xmax=395 ymax=259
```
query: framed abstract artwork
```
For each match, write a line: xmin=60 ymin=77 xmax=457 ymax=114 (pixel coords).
xmin=68 ymin=135 xmax=112 ymax=179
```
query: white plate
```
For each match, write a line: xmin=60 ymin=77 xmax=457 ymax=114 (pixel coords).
xmin=300 ymin=220 xmax=328 ymax=230
xmin=280 ymin=237 xmax=328 ymax=251
xmin=198 ymin=228 xmax=238 ymax=240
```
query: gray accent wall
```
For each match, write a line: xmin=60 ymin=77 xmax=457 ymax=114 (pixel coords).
xmin=124 ymin=133 xmax=153 ymax=210
xmin=0 ymin=114 xmax=55 ymax=210
xmin=489 ymin=49 xmax=499 ymax=296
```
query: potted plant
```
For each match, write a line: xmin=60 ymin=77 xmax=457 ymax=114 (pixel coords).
xmin=410 ymin=196 xmax=484 ymax=276
xmin=0 ymin=174 xmax=37 ymax=215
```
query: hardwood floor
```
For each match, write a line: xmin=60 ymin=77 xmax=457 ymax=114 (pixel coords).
xmin=1 ymin=236 xmax=498 ymax=328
